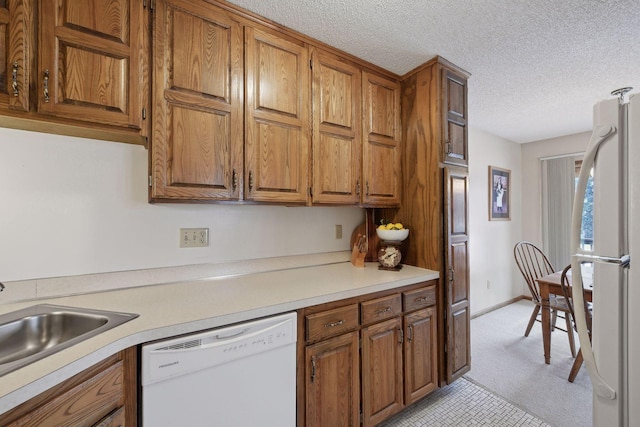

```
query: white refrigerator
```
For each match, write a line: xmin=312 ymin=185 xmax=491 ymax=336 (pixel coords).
xmin=571 ymin=88 xmax=638 ymax=427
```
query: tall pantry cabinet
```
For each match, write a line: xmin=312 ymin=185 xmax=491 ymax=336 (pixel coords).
xmin=394 ymin=56 xmax=471 ymax=385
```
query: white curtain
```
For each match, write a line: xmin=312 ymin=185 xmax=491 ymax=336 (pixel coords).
xmin=541 ymin=157 xmax=575 ymax=270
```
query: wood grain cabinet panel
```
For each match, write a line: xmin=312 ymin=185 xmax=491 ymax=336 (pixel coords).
xmin=245 ymin=26 xmax=310 ymax=203
xmin=305 ymin=331 xmax=360 ymax=427
xmin=1 ymin=348 xmax=136 ymax=427
xmin=311 ymin=48 xmax=362 ymax=205
xmin=38 ymin=0 xmax=147 ymax=132
xmin=445 ymin=166 xmax=470 ymax=382
xmin=362 ymin=71 xmax=401 ymax=206
xmin=361 ymin=316 xmax=404 ymax=426
xmin=0 ymin=0 xmax=31 ymax=112
xmin=443 ymin=69 xmax=468 ymax=166
xmin=150 ymin=0 xmax=243 ymax=202
xmin=404 ymin=306 xmax=438 ymax=404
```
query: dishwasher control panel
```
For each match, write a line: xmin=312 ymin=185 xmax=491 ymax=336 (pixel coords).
xmin=141 ymin=312 xmax=297 ymax=386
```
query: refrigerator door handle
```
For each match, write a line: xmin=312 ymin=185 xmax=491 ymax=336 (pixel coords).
xmin=571 ymin=123 xmax=618 ymax=400
xmin=574 ymin=253 xmax=630 ymax=267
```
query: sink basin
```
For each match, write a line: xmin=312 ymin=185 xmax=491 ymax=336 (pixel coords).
xmin=0 ymin=304 xmax=138 ymax=376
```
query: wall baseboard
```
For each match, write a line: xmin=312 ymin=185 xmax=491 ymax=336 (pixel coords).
xmin=471 ymin=295 xmax=528 ymax=319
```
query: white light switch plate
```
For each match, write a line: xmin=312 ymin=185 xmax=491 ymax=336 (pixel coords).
xmin=180 ymin=228 xmax=209 ymax=248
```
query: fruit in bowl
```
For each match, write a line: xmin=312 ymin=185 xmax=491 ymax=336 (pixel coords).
xmin=376 ymin=222 xmax=409 ymax=242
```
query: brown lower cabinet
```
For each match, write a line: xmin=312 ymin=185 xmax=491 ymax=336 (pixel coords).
xmin=298 ymin=280 xmax=438 ymax=426
xmin=1 ymin=348 xmax=137 ymax=427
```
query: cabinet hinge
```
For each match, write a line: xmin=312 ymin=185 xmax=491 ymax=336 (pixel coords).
xmin=149 ymin=175 xmax=153 ymax=187
xmin=309 ymin=186 xmax=313 ymax=197
xmin=309 ymin=59 xmax=313 ymax=69
xmin=143 ymin=0 xmax=155 ymax=10
xmin=142 ymin=107 xmax=147 ymax=120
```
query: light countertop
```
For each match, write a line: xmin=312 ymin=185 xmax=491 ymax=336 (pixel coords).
xmin=0 ymin=257 xmax=438 ymax=414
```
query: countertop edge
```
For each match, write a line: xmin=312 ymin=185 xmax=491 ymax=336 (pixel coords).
xmin=0 ymin=262 xmax=438 ymax=414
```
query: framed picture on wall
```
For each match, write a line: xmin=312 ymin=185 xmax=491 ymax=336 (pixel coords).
xmin=489 ymin=166 xmax=511 ymax=221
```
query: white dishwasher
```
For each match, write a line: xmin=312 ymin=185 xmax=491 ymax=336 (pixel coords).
xmin=141 ymin=312 xmax=297 ymax=427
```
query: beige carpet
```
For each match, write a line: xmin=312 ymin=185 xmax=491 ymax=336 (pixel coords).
xmin=465 ymin=299 xmax=592 ymax=427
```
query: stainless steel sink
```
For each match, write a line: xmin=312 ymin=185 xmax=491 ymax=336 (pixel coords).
xmin=0 ymin=304 xmax=138 ymax=376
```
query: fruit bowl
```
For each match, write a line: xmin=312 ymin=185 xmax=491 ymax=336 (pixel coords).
xmin=376 ymin=228 xmax=409 ymax=242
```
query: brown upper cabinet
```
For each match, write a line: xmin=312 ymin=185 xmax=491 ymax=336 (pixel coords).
xmin=244 ymin=26 xmax=310 ymax=204
xmin=149 ymin=0 xmax=244 ymax=202
xmin=150 ymin=1 xmax=311 ymax=204
xmin=149 ymin=0 xmax=401 ymax=206
xmin=443 ymin=69 xmax=468 ymax=166
xmin=310 ymin=49 xmax=400 ymax=207
xmin=0 ymin=0 xmax=149 ymax=144
xmin=311 ymin=48 xmax=362 ymax=205
xmin=38 ymin=0 xmax=148 ymax=133
xmin=362 ymin=71 xmax=401 ymax=206
xmin=0 ymin=0 xmax=31 ymax=113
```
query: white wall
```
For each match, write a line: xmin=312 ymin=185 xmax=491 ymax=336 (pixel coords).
xmin=521 ymin=132 xmax=590 ymax=245
xmin=0 ymin=128 xmax=364 ymax=282
xmin=468 ymin=128 xmax=523 ymax=314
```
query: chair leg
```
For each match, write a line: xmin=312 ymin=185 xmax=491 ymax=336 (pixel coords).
xmin=569 ymin=349 xmax=584 ymax=382
xmin=525 ymin=305 xmax=540 ymax=337
xmin=551 ymin=309 xmax=558 ymax=332
xmin=565 ymin=314 xmax=576 ymax=357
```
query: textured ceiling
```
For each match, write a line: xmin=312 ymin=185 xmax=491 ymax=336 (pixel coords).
xmin=226 ymin=0 xmax=640 ymax=143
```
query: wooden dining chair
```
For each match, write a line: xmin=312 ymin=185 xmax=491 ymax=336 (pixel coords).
xmin=513 ymin=241 xmax=576 ymax=357
xmin=559 ymin=264 xmax=593 ymax=382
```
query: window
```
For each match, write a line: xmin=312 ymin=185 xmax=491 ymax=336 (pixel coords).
xmin=575 ymin=159 xmax=593 ymax=250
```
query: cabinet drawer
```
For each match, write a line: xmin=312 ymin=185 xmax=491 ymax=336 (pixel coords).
xmin=361 ymin=294 xmax=402 ymax=325
xmin=306 ymin=304 xmax=359 ymax=342
xmin=403 ymin=285 xmax=436 ymax=312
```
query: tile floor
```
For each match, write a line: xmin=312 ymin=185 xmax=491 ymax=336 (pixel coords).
xmin=379 ymin=377 xmax=550 ymax=426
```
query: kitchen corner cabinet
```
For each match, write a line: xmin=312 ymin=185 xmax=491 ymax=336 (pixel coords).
xmin=0 ymin=0 xmax=31 ymax=113
xmin=149 ymin=0 xmax=243 ymax=202
xmin=0 ymin=0 xmax=149 ymax=145
xmin=298 ymin=281 xmax=438 ymax=427
xmin=395 ymin=56 xmax=471 ymax=386
xmin=361 ymin=71 xmax=401 ymax=206
xmin=244 ymin=26 xmax=310 ymax=204
xmin=1 ymin=347 xmax=137 ymax=427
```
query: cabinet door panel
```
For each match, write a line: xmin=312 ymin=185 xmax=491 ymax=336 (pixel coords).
xmin=443 ymin=69 xmax=468 ymax=166
xmin=150 ymin=0 xmax=243 ymax=201
xmin=361 ymin=317 xmax=403 ymax=426
xmin=169 ymin=106 xmax=231 ymax=188
xmin=245 ymin=26 xmax=310 ymax=203
xmin=58 ymin=45 xmax=128 ymax=112
xmin=362 ymin=71 xmax=400 ymax=206
xmin=306 ymin=332 xmax=360 ymax=427
xmin=311 ymin=49 xmax=361 ymax=204
xmin=171 ymin=8 xmax=230 ymax=100
xmin=404 ymin=307 xmax=438 ymax=404
xmin=38 ymin=0 xmax=145 ymax=130
xmin=0 ymin=0 xmax=30 ymax=112
xmin=444 ymin=167 xmax=471 ymax=381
